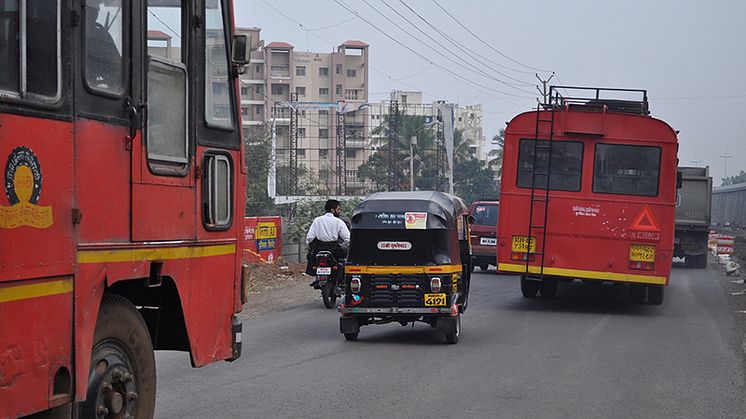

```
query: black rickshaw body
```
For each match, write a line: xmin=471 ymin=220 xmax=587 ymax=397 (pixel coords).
xmin=339 ymin=191 xmax=473 ymax=342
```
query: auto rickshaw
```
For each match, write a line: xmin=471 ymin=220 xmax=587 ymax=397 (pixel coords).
xmin=339 ymin=191 xmax=473 ymax=344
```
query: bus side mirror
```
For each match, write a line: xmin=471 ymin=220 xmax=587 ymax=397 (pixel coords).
xmin=467 ymin=215 xmax=476 ymax=224
xmin=232 ymin=35 xmax=250 ymax=74
xmin=676 ymin=171 xmax=682 ymax=189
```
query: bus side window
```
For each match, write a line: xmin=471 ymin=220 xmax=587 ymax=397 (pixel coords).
xmin=146 ymin=1 xmax=188 ymax=173
xmin=204 ymin=0 xmax=234 ymax=130
xmin=0 ymin=0 xmax=60 ymax=101
xmin=84 ymin=0 xmax=124 ymax=95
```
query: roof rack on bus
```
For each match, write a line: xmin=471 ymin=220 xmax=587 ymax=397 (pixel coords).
xmin=545 ymin=86 xmax=649 ymax=116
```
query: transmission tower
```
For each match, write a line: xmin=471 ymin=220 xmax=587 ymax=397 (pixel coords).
xmin=336 ymin=110 xmax=347 ymax=196
xmin=387 ymin=99 xmax=399 ymax=191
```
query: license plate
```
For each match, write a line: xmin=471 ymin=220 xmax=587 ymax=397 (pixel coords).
xmin=316 ymin=267 xmax=332 ymax=275
xmin=629 ymin=244 xmax=655 ymax=262
xmin=511 ymin=236 xmax=536 ymax=253
xmin=424 ymin=293 xmax=446 ymax=306
xmin=480 ymin=237 xmax=497 ymax=246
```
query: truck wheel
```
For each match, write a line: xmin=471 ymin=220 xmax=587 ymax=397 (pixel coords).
xmin=539 ymin=279 xmax=558 ymax=298
xmin=648 ymin=286 xmax=664 ymax=305
xmin=344 ymin=332 xmax=359 ymax=341
xmin=322 ymin=282 xmax=337 ymax=309
xmin=629 ymin=284 xmax=646 ymax=303
xmin=480 ymin=263 xmax=489 ymax=271
xmin=444 ymin=314 xmax=461 ymax=344
xmin=81 ymin=294 xmax=156 ymax=419
xmin=520 ymin=276 xmax=539 ymax=298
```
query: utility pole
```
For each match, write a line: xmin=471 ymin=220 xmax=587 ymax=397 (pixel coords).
xmin=720 ymin=149 xmax=733 ymax=181
xmin=536 ymin=72 xmax=555 ymax=105
xmin=409 ymin=136 xmax=417 ymax=191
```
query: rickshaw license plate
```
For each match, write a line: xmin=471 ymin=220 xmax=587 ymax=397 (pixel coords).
xmin=629 ymin=244 xmax=655 ymax=262
xmin=511 ymin=236 xmax=536 ymax=253
xmin=424 ymin=293 xmax=446 ymax=306
xmin=316 ymin=267 xmax=332 ymax=275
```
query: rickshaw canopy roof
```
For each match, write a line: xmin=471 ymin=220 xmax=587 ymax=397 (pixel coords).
xmin=351 ymin=191 xmax=469 ymax=230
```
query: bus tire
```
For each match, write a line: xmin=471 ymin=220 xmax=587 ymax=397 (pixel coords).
xmin=520 ymin=276 xmax=539 ymax=298
xmin=629 ymin=284 xmax=646 ymax=303
xmin=648 ymin=285 xmax=664 ymax=305
xmin=539 ymin=279 xmax=557 ymax=298
xmin=81 ymin=294 xmax=156 ymax=419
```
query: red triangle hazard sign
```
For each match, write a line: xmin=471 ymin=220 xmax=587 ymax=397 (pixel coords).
xmin=630 ymin=206 xmax=661 ymax=232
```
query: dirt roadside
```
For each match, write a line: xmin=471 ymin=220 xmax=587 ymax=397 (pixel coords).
xmin=238 ymin=262 xmax=320 ymax=321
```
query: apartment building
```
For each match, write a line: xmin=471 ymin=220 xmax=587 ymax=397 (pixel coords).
xmin=370 ymin=91 xmax=488 ymax=162
xmin=236 ymin=27 xmax=370 ymax=196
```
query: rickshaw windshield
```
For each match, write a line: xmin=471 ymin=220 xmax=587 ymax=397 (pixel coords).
xmin=347 ymin=229 xmax=452 ymax=265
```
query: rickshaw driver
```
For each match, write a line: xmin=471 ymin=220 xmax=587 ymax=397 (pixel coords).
xmin=305 ymin=199 xmax=351 ymax=278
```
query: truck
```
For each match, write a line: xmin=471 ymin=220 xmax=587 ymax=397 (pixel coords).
xmin=0 ymin=1 xmax=249 ymax=417
xmin=674 ymin=166 xmax=713 ymax=268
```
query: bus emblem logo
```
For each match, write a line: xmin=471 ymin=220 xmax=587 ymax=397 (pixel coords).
xmin=0 ymin=146 xmax=53 ymax=229
xmin=629 ymin=206 xmax=660 ymax=232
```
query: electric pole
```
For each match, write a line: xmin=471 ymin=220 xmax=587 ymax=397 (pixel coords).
xmin=720 ymin=149 xmax=733 ymax=182
xmin=536 ymin=72 xmax=555 ymax=105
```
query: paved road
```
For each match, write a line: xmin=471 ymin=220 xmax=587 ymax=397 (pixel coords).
xmin=155 ymin=265 xmax=745 ymax=418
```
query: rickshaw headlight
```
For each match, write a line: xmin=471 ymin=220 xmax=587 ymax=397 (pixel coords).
xmin=351 ymin=276 xmax=362 ymax=293
xmin=430 ymin=277 xmax=442 ymax=293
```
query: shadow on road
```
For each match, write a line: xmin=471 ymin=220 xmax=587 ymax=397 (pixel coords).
xmin=351 ymin=323 xmax=451 ymax=346
xmin=500 ymin=279 xmax=664 ymax=317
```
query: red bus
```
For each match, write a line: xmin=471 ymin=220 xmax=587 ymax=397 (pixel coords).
xmin=497 ymin=87 xmax=678 ymax=305
xmin=0 ymin=1 xmax=249 ymax=417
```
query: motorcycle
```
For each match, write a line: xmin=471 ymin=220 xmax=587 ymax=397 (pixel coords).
xmin=311 ymin=250 xmax=345 ymax=308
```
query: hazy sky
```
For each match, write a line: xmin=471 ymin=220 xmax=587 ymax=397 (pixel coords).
xmin=234 ymin=0 xmax=746 ymax=184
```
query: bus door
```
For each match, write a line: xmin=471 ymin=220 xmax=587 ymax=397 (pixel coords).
xmin=131 ymin=0 xmax=197 ymax=241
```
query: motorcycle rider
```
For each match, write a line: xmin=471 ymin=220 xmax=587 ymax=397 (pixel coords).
xmin=305 ymin=199 xmax=350 ymax=279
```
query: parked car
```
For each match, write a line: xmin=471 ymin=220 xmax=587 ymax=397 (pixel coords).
xmin=470 ymin=201 xmax=499 ymax=271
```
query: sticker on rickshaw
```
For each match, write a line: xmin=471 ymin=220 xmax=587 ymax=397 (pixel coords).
xmin=424 ymin=293 xmax=446 ymax=306
xmin=404 ymin=212 xmax=427 ymax=229
xmin=377 ymin=241 xmax=412 ymax=250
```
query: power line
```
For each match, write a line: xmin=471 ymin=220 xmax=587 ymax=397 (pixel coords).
xmin=260 ymin=0 xmax=336 ymax=48
xmin=333 ymin=0 xmax=533 ymax=101
xmin=396 ymin=0 xmax=535 ymax=84
xmin=362 ymin=0 xmax=534 ymax=94
xmin=431 ymin=0 xmax=550 ymax=73
xmin=304 ymin=17 xmax=357 ymax=31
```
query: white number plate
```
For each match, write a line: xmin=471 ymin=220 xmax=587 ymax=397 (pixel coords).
xmin=480 ymin=237 xmax=497 ymax=246
xmin=316 ymin=267 xmax=332 ymax=275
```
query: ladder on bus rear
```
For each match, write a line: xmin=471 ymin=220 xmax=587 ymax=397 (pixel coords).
xmin=524 ymin=96 xmax=558 ymax=278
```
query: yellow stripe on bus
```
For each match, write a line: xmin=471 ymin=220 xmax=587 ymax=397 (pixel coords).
xmin=77 ymin=244 xmax=236 ymax=264
xmin=345 ymin=265 xmax=463 ymax=275
xmin=0 ymin=279 xmax=73 ymax=303
xmin=498 ymin=263 xmax=667 ymax=285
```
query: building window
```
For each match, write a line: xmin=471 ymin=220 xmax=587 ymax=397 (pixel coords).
xmin=295 ymin=86 xmax=306 ymax=97
xmin=297 ymin=149 xmax=306 ymax=157
xmin=336 ymin=64 xmax=342 ymax=74
xmin=346 ymin=69 xmax=356 ymax=77
xmin=296 ymin=66 xmax=306 ymax=76
xmin=255 ymin=85 xmax=262 ymax=94
xmin=319 ymin=109 xmax=329 ymax=116
xmin=336 ymin=84 xmax=342 ymax=95
xmin=401 ymin=95 xmax=407 ymax=104
xmin=255 ymin=105 xmax=263 ymax=114
xmin=319 ymin=128 xmax=329 ymax=139
xmin=319 ymin=67 xmax=329 ymax=77
xmin=271 ymin=84 xmax=284 ymax=95
xmin=345 ymin=149 xmax=356 ymax=158
xmin=240 ymin=86 xmax=249 ymax=96
xmin=319 ymin=87 xmax=329 ymax=96
xmin=344 ymin=89 xmax=359 ymax=100
xmin=298 ymin=127 xmax=306 ymax=137
xmin=255 ymin=64 xmax=261 ymax=73
xmin=241 ymin=107 xmax=248 ymax=116
xmin=319 ymin=149 xmax=329 ymax=159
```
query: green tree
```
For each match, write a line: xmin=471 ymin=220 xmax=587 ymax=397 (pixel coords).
xmin=487 ymin=128 xmax=505 ymax=174
xmin=244 ymin=126 xmax=277 ymax=216
xmin=454 ymin=156 xmax=499 ymax=205
xmin=722 ymin=170 xmax=746 ymax=186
